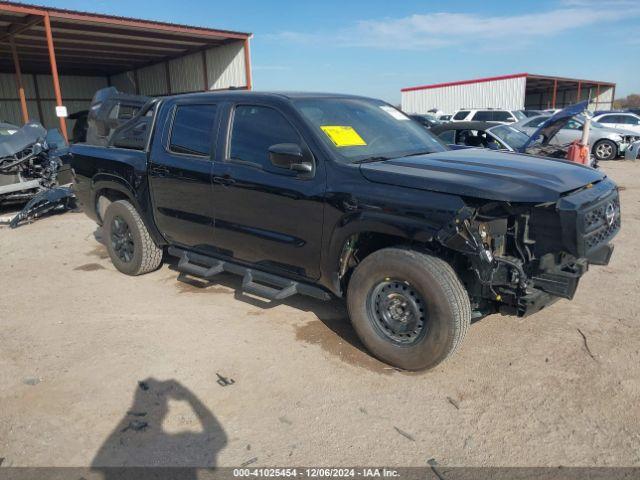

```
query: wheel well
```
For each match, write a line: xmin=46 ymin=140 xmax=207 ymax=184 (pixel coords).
xmin=339 ymin=232 xmax=413 ymax=290
xmin=95 ymin=188 xmax=129 ymax=222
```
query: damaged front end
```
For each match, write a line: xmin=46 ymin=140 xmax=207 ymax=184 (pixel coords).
xmin=437 ymin=179 xmax=620 ymax=317
xmin=0 ymin=122 xmax=76 ymax=227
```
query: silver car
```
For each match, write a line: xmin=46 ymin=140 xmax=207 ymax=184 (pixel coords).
xmin=513 ymin=115 xmax=640 ymax=161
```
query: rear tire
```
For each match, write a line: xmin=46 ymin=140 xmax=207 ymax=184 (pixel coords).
xmin=347 ymin=248 xmax=471 ymax=371
xmin=103 ymin=200 xmax=162 ymax=276
xmin=593 ymin=139 xmax=617 ymax=161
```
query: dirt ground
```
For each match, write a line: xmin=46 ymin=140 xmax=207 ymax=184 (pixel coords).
xmin=0 ymin=160 xmax=639 ymax=468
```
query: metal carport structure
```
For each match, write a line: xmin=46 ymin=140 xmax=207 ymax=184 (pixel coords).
xmin=0 ymin=1 xmax=253 ymax=139
xmin=401 ymin=73 xmax=616 ymax=115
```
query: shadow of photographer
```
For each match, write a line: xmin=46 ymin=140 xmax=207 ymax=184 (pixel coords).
xmin=92 ymin=378 xmax=227 ymax=479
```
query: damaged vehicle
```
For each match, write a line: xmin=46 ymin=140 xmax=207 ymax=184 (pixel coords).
xmin=69 ymin=92 xmax=621 ymax=370
xmin=514 ymin=110 xmax=640 ymax=161
xmin=431 ymin=101 xmax=597 ymax=165
xmin=0 ymin=122 xmax=75 ymax=227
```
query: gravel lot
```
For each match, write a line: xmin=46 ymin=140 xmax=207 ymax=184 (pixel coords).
xmin=0 ymin=161 xmax=639 ymax=468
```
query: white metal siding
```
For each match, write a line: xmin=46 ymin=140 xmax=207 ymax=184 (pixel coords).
xmin=401 ymin=76 xmax=526 ymax=114
xmin=0 ymin=72 xmax=105 ymax=128
xmin=206 ymin=41 xmax=246 ymax=90
xmin=36 ymin=75 xmax=107 ymax=99
xmin=593 ymin=87 xmax=614 ymax=111
xmin=169 ymin=51 xmax=204 ymax=93
xmin=137 ymin=63 xmax=167 ymax=96
xmin=110 ymin=71 xmax=136 ymax=94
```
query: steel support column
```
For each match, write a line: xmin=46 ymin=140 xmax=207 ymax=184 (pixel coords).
xmin=9 ymin=36 xmax=29 ymax=124
xmin=43 ymin=12 xmax=67 ymax=140
xmin=595 ymin=84 xmax=600 ymax=110
xmin=551 ymin=79 xmax=558 ymax=109
xmin=577 ymin=81 xmax=582 ymax=103
xmin=243 ymin=37 xmax=252 ymax=90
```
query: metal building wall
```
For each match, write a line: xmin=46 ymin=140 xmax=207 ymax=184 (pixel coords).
xmin=108 ymin=40 xmax=248 ymax=97
xmin=524 ymin=85 xmax=614 ymax=111
xmin=205 ymin=41 xmax=246 ymax=90
xmin=0 ymin=72 xmax=106 ymax=130
xmin=401 ymin=76 xmax=527 ymax=114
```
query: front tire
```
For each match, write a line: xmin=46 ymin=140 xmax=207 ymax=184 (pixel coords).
xmin=593 ymin=139 xmax=617 ymax=161
xmin=103 ymin=200 xmax=163 ymax=276
xmin=347 ymin=248 xmax=471 ymax=371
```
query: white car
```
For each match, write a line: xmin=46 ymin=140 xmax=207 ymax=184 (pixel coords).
xmin=592 ymin=112 xmax=640 ymax=135
xmin=450 ymin=108 xmax=526 ymax=124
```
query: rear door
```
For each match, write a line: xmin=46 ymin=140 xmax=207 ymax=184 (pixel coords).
xmin=148 ymin=100 xmax=219 ymax=250
xmin=210 ymin=102 xmax=325 ymax=280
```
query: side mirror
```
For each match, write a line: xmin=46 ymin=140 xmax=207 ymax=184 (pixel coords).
xmin=268 ymin=143 xmax=312 ymax=173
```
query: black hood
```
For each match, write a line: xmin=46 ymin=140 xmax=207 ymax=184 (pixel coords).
xmin=359 ymin=148 xmax=605 ymax=203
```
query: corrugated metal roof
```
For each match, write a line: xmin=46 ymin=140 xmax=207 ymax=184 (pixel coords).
xmin=0 ymin=1 xmax=252 ymax=76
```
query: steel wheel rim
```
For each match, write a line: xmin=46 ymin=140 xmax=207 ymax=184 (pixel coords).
xmin=367 ymin=279 xmax=428 ymax=345
xmin=110 ymin=215 xmax=134 ymax=263
xmin=596 ymin=143 xmax=613 ymax=159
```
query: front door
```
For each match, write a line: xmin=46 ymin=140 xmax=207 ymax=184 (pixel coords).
xmin=210 ymin=103 xmax=325 ymax=280
xmin=552 ymin=119 xmax=582 ymax=146
xmin=148 ymin=101 xmax=219 ymax=250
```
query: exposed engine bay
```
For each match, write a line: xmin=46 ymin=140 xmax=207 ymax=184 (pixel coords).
xmin=437 ymin=179 xmax=620 ymax=317
xmin=0 ymin=122 xmax=76 ymax=228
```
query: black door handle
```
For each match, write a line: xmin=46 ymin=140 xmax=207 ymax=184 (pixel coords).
xmin=150 ymin=165 xmax=170 ymax=176
xmin=213 ymin=175 xmax=236 ymax=186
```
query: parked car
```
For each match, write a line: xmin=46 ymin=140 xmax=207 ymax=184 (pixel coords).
xmin=450 ymin=108 xmax=526 ymax=124
xmin=591 ymin=112 xmax=640 ymax=135
xmin=519 ymin=110 xmax=543 ymax=118
xmin=430 ymin=102 xmax=595 ymax=164
xmin=408 ymin=113 xmax=441 ymax=129
xmin=514 ymin=114 xmax=640 ymax=161
xmin=69 ymin=91 xmax=620 ymax=371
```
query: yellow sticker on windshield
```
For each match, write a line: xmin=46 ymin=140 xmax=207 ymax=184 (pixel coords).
xmin=320 ymin=126 xmax=367 ymax=147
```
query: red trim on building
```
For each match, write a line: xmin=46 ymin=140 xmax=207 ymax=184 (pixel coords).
xmin=401 ymin=73 xmax=529 ymax=92
xmin=401 ymin=72 xmax=616 ymax=93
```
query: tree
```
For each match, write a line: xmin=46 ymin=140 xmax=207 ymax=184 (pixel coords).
xmin=613 ymin=94 xmax=640 ymax=109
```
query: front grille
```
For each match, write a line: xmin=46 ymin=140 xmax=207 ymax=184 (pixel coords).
xmin=580 ymin=193 xmax=620 ymax=253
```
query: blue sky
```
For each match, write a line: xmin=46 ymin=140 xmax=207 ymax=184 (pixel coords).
xmin=14 ymin=0 xmax=640 ymax=103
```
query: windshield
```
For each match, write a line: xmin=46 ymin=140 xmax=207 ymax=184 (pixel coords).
xmin=294 ymin=97 xmax=447 ymax=163
xmin=512 ymin=111 xmax=526 ymax=121
xmin=489 ymin=124 xmax=532 ymax=150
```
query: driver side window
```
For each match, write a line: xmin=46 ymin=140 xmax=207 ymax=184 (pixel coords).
xmin=565 ymin=119 xmax=582 ymax=130
xmin=229 ymin=105 xmax=301 ymax=174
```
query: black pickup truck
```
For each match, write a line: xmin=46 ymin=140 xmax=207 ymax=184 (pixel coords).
xmin=69 ymin=91 xmax=621 ymax=370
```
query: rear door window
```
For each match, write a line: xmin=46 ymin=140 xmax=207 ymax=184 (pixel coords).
xmin=453 ymin=110 xmax=470 ymax=120
xmin=169 ymin=104 xmax=217 ymax=157
xmin=471 ymin=111 xmax=492 ymax=121
xmin=492 ymin=111 xmax=514 ymax=122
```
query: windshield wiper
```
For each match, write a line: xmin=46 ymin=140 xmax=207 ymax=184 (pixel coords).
xmin=352 ymin=156 xmax=390 ymax=164
xmin=398 ymin=151 xmax=432 ymax=159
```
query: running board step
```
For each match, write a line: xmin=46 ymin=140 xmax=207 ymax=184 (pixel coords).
xmin=242 ymin=269 xmax=298 ymax=300
xmin=169 ymin=246 xmax=330 ymax=302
